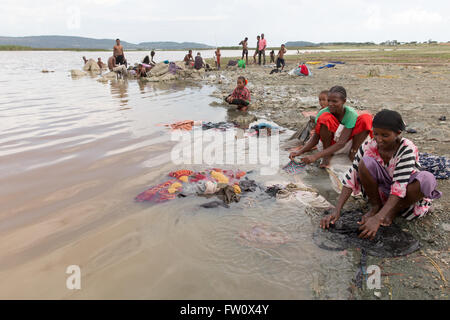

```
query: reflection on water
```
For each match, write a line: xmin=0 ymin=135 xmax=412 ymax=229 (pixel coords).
xmin=0 ymin=51 xmax=355 ymax=299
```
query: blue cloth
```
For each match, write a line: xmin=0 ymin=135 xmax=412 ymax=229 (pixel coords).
xmin=329 ymin=61 xmax=345 ymax=64
xmin=419 ymin=153 xmax=450 ymax=180
xmin=318 ymin=63 xmax=335 ymax=69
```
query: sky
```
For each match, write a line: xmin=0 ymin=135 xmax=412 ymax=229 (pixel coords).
xmin=2 ymin=0 xmax=449 ymax=46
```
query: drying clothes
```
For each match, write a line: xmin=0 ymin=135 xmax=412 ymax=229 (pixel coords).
xmin=313 ymin=210 xmax=421 ymax=257
xmin=283 ymin=160 xmax=306 ymax=174
xmin=419 ymin=153 xmax=450 ymax=180
xmin=201 ymin=121 xmax=238 ymax=131
xmin=328 ymin=61 xmax=345 ymax=64
xmin=210 ymin=170 xmax=229 ymax=184
xmin=135 ymin=179 xmax=179 ymax=203
xmin=136 ymin=168 xmax=250 ymax=205
xmin=159 ymin=120 xmax=200 ymax=131
xmin=318 ymin=63 xmax=336 ymax=69
xmin=239 ymin=179 xmax=258 ymax=192
xmin=294 ymin=190 xmax=331 ymax=209
xmin=200 ymin=201 xmax=230 ymax=209
xmin=265 ymin=185 xmax=283 ymax=197
xmin=250 ymin=122 xmax=278 ymax=137
xmin=202 ymin=181 xmax=220 ymax=195
xmin=168 ymin=182 xmax=182 ymax=193
xmin=215 ymin=185 xmax=240 ymax=204
xmin=169 ymin=170 xmax=194 ymax=179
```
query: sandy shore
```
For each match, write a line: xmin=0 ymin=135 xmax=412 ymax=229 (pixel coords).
xmin=203 ymin=47 xmax=449 ymax=299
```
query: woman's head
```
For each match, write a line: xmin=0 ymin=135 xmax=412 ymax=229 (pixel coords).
xmin=373 ymin=109 xmax=405 ymax=148
xmin=237 ymin=76 xmax=247 ymax=88
xmin=327 ymin=86 xmax=347 ymax=113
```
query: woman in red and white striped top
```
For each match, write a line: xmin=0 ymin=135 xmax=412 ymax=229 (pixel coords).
xmin=320 ymin=110 xmax=441 ymax=240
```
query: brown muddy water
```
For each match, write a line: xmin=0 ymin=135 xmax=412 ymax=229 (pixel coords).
xmin=0 ymin=51 xmax=358 ymax=299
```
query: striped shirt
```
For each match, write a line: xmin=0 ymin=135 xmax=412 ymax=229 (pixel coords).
xmin=342 ymin=137 xmax=420 ymax=197
xmin=342 ymin=138 xmax=434 ymax=220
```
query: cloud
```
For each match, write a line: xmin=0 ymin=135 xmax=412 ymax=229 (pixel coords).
xmin=142 ymin=15 xmax=229 ymax=22
xmin=391 ymin=8 xmax=444 ymax=25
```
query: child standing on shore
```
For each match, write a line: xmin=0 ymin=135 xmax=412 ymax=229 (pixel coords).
xmin=215 ymin=48 xmax=221 ymax=70
xmin=225 ymin=76 xmax=251 ymax=112
xmin=276 ymin=44 xmax=287 ymax=71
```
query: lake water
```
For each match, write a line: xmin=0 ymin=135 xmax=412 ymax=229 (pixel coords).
xmin=0 ymin=50 xmax=358 ymax=299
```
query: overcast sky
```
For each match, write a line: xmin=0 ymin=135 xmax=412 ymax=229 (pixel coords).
xmin=2 ymin=0 xmax=449 ymax=46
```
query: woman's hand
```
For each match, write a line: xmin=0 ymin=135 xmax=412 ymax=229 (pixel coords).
xmin=289 ymin=150 xmax=303 ymax=161
xmin=320 ymin=208 xmax=341 ymax=229
xmin=357 ymin=215 xmax=382 ymax=240
xmin=301 ymin=154 xmax=317 ymax=165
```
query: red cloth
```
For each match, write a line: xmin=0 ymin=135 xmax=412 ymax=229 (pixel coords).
xmin=231 ymin=87 xmax=251 ymax=102
xmin=300 ymin=64 xmax=309 ymax=76
xmin=315 ymin=113 xmax=373 ymax=144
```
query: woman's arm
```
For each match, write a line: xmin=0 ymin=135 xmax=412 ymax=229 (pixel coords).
xmin=312 ymin=127 xmax=352 ymax=160
xmin=289 ymin=132 xmax=320 ymax=160
xmin=320 ymin=186 xmax=353 ymax=229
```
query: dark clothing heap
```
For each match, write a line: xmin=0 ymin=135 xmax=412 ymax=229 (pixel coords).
xmin=313 ymin=210 xmax=420 ymax=257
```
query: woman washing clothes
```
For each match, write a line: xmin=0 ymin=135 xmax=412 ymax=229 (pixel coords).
xmin=320 ymin=110 xmax=442 ymax=240
xmin=289 ymin=86 xmax=373 ymax=168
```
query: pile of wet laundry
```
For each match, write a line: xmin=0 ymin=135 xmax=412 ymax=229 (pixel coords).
xmin=264 ymin=181 xmax=332 ymax=209
xmin=419 ymin=153 xmax=450 ymax=179
xmin=135 ymin=168 xmax=260 ymax=208
xmin=159 ymin=120 xmax=239 ymax=131
xmin=313 ymin=210 xmax=420 ymax=257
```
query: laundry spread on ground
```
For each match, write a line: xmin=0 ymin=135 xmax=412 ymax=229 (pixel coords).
xmin=135 ymin=168 xmax=253 ymax=207
xmin=419 ymin=153 xmax=450 ymax=180
xmin=318 ymin=63 xmax=336 ymax=69
xmin=313 ymin=210 xmax=421 ymax=257
xmin=158 ymin=120 xmax=239 ymax=131
xmin=265 ymin=181 xmax=332 ymax=209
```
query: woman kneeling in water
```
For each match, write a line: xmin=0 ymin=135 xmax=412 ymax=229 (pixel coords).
xmin=320 ymin=109 xmax=442 ymax=239
xmin=289 ymin=86 xmax=373 ymax=167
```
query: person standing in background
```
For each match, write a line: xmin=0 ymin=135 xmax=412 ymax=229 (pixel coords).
xmin=253 ymin=35 xmax=260 ymax=64
xmin=239 ymin=37 xmax=249 ymax=65
xmin=258 ymin=33 xmax=267 ymax=65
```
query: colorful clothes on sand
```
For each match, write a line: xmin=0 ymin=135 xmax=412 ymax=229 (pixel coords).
xmin=419 ymin=153 xmax=450 ymax=180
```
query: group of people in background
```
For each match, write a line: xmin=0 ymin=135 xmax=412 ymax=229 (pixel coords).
xmin=239 ymin=34 xmax=267 ymax=65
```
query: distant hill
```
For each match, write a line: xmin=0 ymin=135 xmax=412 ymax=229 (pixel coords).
xmin=285 ymin=41 xmax=319 ymax=47
xmin=139 ymin=41 xmax=213 ymax=49
xmin=0 ymin=36 xmax=214 ymax=50
xmin=285 ymin=41 xmax=377 ymax=47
